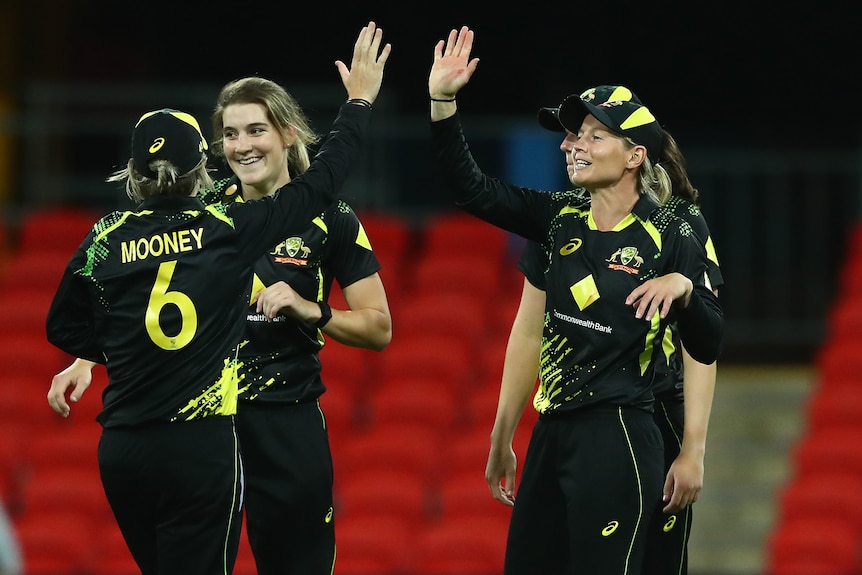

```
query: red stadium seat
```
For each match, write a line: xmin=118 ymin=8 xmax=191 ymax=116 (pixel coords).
xmin=815 ymin=338 xmax=862 ymax=383
xmin=14 ymin=510 xmax=95 ymax=575
xmin=805 ymin=383 xmax=862 ymax=434
xmin=410 ymin=255 xmax=506 ymax=310
xmin=20 ymin=466 xmax=109 ymax=515
xmin=414 ymin=514 xmax=508 ymax=575
xmin=334 ymin=513 xmax=413 ymax=575
xmin=335 ymin=468 xmax=432 ymax=527
xmin=336 ymin=424 xmax=442 ymax=479
xmin=377 ymin=334 xmax=473 ymax=396
xmin=393 ymin=292 xmax=493 ymax=363
xmin=0 ymin=333 xmax=71 ymax=383
xmin=17 ymin=207 xmax=101 ymax=256
xmin=420 ymin=211 xmax=512 ymax=268
xmin=23 ymin=424 xmax=102 ymax=476
xmin=790 ymin=428 xmax=862 ymax=479
xmin=776 ymin=471 xmax=862 ymax=533
xmin=826 ymin=298 xmax=862 ymax=340
xmin=765 ymin=515 xmax=861 ymax=575
xmin=0 ymin=250 xmax=72 ymax=295
xmin=0 ymin=290 xmax=56 ymax=338
xmin=367 ymin=376 xmax=459 ymax=432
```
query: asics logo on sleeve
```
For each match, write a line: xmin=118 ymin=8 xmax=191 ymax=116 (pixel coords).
xmin=560 ymin=238 xmax=583 ymax=256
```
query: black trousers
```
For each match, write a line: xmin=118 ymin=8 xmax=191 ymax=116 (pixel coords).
xmin=643 ymin=396 xmax=693 ymax=575
xmin=505 ymin=405 xmax=665 ymax=575
xmin=99 ymin=415 xmax=243 ymax=575
xmin=236 ymin=399 xmax=335 ymax=575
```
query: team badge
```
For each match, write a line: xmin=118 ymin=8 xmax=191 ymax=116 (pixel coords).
xmin=606 ymin=246 xmax=643 ymax=275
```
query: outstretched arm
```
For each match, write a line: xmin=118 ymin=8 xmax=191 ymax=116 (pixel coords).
xmin=336 ymin=20 xmax=392 ymax=105
xmin=428 ymin=25 xmax=480 ymax=122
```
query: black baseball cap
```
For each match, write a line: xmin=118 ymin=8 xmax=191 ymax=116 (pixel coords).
xmin=537 ymin=85 xmax=642 ymax=133
xmin=131 ymin=109 xmax=208 ymax=179
xmin=558 ymin=94 xmax=663 ymax=160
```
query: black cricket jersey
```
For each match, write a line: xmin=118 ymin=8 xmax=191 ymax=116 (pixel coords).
xmin=430 ymin=113 xmax=723 ymax=416
xmin=46 ymin=103 xmax=371 ymax=427
xmin=523 ymin=195 xmax=727 ymax=403
xmin=202 ymin=176 xmax=381 ymax=404
xmin=651 ymin=195 xmax=725 ymax=400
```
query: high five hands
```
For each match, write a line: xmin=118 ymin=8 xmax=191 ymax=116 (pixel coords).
xmin=429 ymin=25 xmax=480 ymax=115
xmin=337 ymin=21 xmax=392 ymax=106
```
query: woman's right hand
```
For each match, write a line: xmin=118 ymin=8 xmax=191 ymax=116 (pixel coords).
xmin=429 ymin=26 xmax=480 ymax=102
xmin=47 ymin=358 xmax=96 ymax=417
xmin=336 ymin=21 xmax=391 ymax=105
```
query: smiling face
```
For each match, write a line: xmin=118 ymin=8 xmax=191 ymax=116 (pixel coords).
xmin=220 ymin=102 xmax=291 ymax=199
xmin=562 ymin=114 xmax=644 ymax=191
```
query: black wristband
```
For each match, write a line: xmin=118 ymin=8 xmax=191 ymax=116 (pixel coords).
xmin=346 ymin=98 xmax=373 ymax=109
xmin=315 ymin=301 xmax=332 ymax=328
xmin=430 ymin=97 xmax=456 ymax=102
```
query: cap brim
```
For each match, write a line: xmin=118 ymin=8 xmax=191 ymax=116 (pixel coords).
xmin=537 ymin=107 xmax=565 ymax=132
xmin=558 ymin=98 xmax=615 ymax=136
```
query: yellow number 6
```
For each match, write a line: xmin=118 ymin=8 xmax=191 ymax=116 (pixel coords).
xmin=145 ymin=260 xmax=197 ymax=350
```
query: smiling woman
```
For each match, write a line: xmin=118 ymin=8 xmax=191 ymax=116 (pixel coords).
xmin=427 ymin=25 xmax=723 ymax=575
xmin=193 ymin=71 xmax=395 ymax=575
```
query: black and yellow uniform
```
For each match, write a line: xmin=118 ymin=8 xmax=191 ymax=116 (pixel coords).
xmin=46 ymin=102 xmax=370 ymax=575
xmin=643 ymin=195 xmax=724 ymax=575
xmin=203 ymin=176 xmax=380 ymax=575
xmin=431 ymin=113 xmax=723 ymax=575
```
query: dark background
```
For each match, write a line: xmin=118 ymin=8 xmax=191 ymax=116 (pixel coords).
xmin=3 ymin=1 xmax=858 ymax=150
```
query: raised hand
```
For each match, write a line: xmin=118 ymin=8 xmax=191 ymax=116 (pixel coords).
xmin=336 ymin=21 xmax=392 ymax=105
xmin=429 ymin=26 xmax=480 ymax=100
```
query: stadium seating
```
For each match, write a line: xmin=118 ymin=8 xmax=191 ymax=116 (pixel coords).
xmin=16 ymin=206 xmax=101 ymax=256
xmin=336 ymin=423 xmax=442 ymax=480
xmin=775 ymin=471 xmax=862 ymax=534
xmin=393 ymin=292 xmax=488 ymax=349
xmin=791 ymin=428 xmax=862 ymax=480
xmin=804 ymin=382 xmax=862 ymax=435
xmin=366 ymin=377 xmax=459 ymax=431
xmin=334 ymin=513 xmax=413 ymax=575
xmin=420 ymin=211 xmax=513 ymax=268
xmin=765 ymin=515 xmax=861 ymax=575
xmin=335 ymin=468 xmax=432 ymax=528
xmin=376 ymin=333 xmax=474 ymax=397
xmin=14 ymin=510 xmax=94 ymax=575
xmin=414 ymin=514 xmax=508 ymax=575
